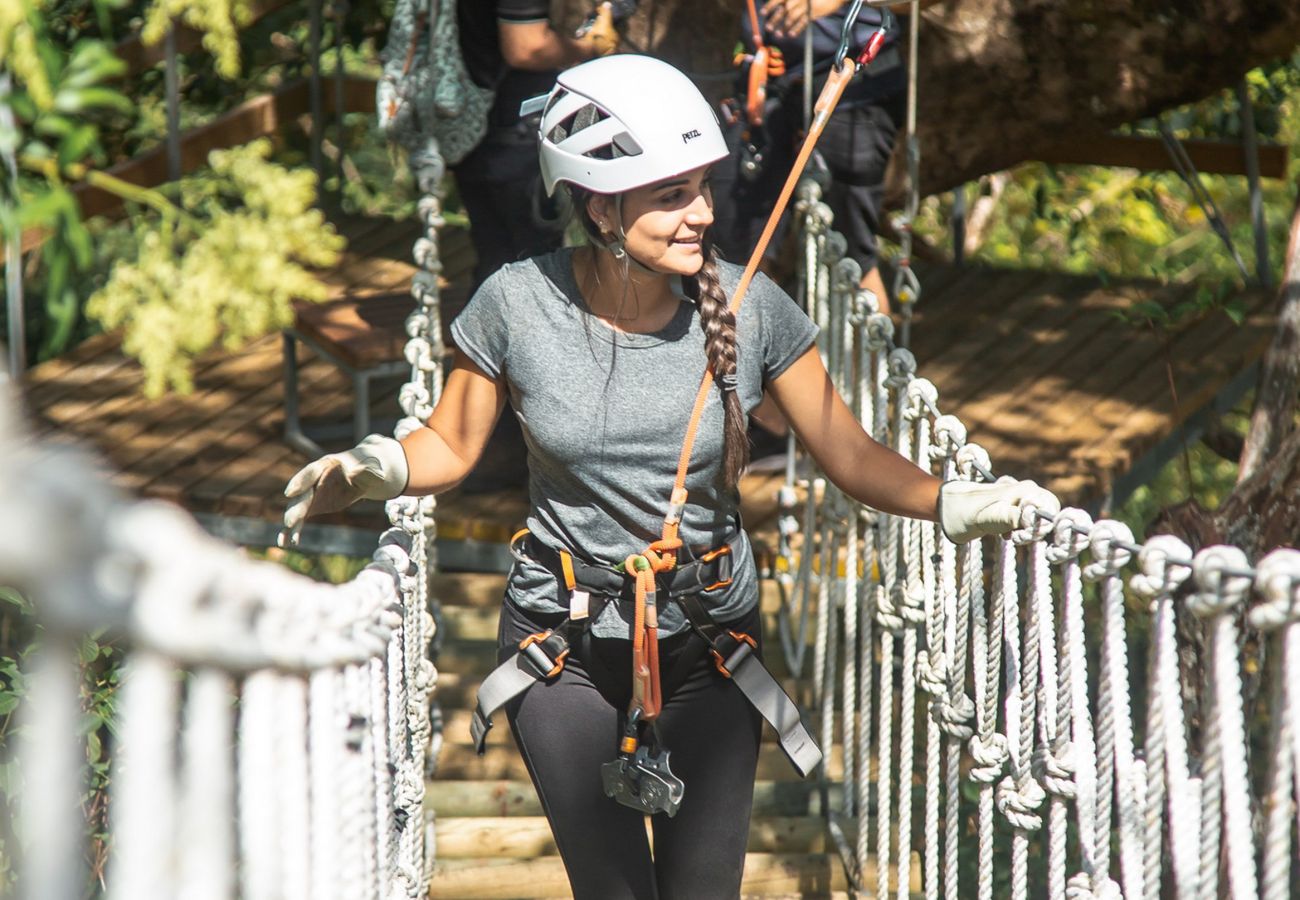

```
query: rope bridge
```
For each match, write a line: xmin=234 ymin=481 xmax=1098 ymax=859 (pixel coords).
xmin=782 ymin=176 xmax=1300 ymax=900
xmin=3 ymin=174 xmax=1297 ymax=899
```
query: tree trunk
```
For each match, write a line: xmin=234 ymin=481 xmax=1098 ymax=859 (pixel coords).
xmin=1237 ymin=192 xmax=1300 ymax=481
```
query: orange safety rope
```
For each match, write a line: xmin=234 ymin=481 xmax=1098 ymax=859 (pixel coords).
xmin=623 ymin=58 xmax=864 ymax=728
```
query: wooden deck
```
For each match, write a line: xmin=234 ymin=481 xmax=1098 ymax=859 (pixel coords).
xmin=18 ymin=210 xmax=1276 ymax=562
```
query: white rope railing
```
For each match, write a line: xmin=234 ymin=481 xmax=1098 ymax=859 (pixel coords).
xmin=0 ymin=388 xmax=437 ymax=899
xmin=780 ymin=177 xmax=1300 ymax=899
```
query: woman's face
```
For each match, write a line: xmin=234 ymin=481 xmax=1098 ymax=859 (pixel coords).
xmin=589 ymin=166 xmax=714 ymax=276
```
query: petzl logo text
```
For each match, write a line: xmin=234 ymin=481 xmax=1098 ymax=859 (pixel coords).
xmin=682 ymin=129 xmax=701 ymax=143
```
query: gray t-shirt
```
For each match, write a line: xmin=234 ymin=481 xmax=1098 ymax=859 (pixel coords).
xmin=451 ymin=247 xmax=818 ymax=637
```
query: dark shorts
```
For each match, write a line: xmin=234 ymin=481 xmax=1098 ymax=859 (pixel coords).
xmin=711 ymin=90 xmax=905 ymax=276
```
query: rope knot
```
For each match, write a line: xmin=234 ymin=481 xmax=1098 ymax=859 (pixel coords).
xmin=794 ymin=176 xmax=823 ymax=208
xmin=967 ymin=732 xmax=1009 ymax=782
xmin=1045 ymin=508 xmax=1092 ymax=563
xmin=850 ymin=288 xmax=879 ymax=322
xmin=1082 ymin=520 xmax=1134 ymax=580
xmin=833 ymin=257 xmax=863 ymax=293
xmin=915 ymin=649 xmax=948 ymax=695
xmin=1129 ymin=534 xmax=1193 ymax=598
xmin=1032 ymin=741 xmax=1077 ymax=799
xmin=824 ymin=230 xmax=847 ymax=264
xmin=875 ymin=583 xmax=907 ymax=633
xmin=900 ymin=578 xmax=927 ymax=624
xmin=932 ymin=415 xmax=967 ymax=460
xmin=1187 ymin=544 xmax=1251 ymax=617
xmin=865 ymin=312 xmax=894 ymax=351
xmin=1010 ymin=498 xmax=1054 ymax=545
xmin=955 ymin=443 xmax=991 ymax=482
xmin=886 ymin=348 xmax=917 ymax=390
xmin=1249 ymin=548 xmax=1300 ymax=630
xmin=903 ymin=378 xmax=939 ymax=423
xmin=995 ymin=774 xmax=1046 ymax=831
xmin=933 ymin=694 xmax=975 ymax=739
xmin=1065 ymin=873 xmax=1123 ymax=900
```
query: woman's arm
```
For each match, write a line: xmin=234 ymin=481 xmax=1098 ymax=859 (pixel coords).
xmin=401 ymin=351 xmax=509 ymax=495
xmin=764 ymin=345 xmax=940 ymax=520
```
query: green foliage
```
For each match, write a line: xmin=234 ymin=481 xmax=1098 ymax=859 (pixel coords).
xmin=86 ymin=139 xmax=344 ymax=395
xmin=141 ymin=0 xmax=254 ymax=79
xmin=914 ymin=55 xmax=1300 ymax=295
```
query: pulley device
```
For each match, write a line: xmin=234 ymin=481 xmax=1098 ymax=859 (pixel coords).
xmin=600 ymin=709 xmax=686 ymax=816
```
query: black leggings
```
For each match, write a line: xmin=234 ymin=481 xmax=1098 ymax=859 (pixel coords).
xmin=498 ymin=597 xmax=764 ymax=900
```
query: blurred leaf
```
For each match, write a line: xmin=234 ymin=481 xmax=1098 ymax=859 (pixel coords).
xmin=57 ymin=121 xmax=100 ymax=167
xmin=1223 ymin=300 xmax=1246 ymax=325
xmin=0 ymin=587 xmax=30 ymax=613
xmin=0 ymin=694 xmax=17 ymax=717
xmin=77 ymin=636 xmax=101 ymax=666
xmin=54 ymin=85 xmax=132 ymax=117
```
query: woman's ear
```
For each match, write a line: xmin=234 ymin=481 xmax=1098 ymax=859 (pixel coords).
xmin=586 ymin=194 xmax=613 ymax=233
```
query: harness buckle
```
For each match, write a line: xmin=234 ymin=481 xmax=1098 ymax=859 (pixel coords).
xmin=519 ymin=630 xmax=569 ymax=679
xmin=695 ymin=545 xmax=734 ymax=592
xmin=710 ymin=630 xmax=757 ymax=678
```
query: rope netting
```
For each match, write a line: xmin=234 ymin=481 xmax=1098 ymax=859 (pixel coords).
xmin=2 ymin=185 xmax=447 ymax=900
xmin=780 ymin=176 xmax=1300 ymax=899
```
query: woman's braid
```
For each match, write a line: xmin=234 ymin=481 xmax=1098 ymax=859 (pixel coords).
xmin=694 ymin=239 xmax=749 ymax=489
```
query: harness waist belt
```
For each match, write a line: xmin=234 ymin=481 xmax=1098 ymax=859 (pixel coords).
xmin=522 ymin=533 xmax=737 ymax=600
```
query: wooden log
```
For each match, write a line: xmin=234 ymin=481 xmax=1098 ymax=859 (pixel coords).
xmin=426 ymin=853 xmax=872 ymax=899
xmin=432 ymin=815 xmax=844 ymax=858
xmin=425 ymin=780 xmax=849 ymax=819
xmin=1037 ymin=133 xmax=1289 ymax=180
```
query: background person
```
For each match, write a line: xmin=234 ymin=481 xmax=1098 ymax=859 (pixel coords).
xmin=711 ymin=0 xmax=907 ymax=312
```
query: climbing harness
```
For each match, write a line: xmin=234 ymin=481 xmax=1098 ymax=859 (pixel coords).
xmin=470 ymin=529 xmax=818 ymax=816
xmin=734 ymin=0 xmax=787 ymax=128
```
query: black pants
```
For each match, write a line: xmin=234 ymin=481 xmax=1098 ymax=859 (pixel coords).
xmin=452 ymin=123 xmax=566 ymax=293
xmin=498 ymin=597 xmax=764 ymax=900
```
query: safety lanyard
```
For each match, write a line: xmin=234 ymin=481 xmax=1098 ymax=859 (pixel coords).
xmin=621 ymin=4 xmax=891 ymax=727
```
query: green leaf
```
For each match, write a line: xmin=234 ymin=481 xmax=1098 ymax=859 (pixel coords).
xmin=1223 ymin=301 xmax=1246 ymax=325
xmin=58 ymin=122 xmax=101 ymax=168
xmin=0 ymin=587 xmax=30 ymax=613
xmin=77 ymin=636 xmax=101 ymax=667
xmin=0 ymin=694 xmax=18 ymax=717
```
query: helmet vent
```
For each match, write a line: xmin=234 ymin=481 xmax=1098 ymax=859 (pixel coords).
xmin=547 ymin=102 xmax=609 ymax=145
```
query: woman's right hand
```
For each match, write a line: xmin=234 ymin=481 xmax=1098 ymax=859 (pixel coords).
xmin=280 ymin=434 xmax=410 ymax=547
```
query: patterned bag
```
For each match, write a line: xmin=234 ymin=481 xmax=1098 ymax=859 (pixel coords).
xmin=376 ymin=0 xmax=494 ymax=173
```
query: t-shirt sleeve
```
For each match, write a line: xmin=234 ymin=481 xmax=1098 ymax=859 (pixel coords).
xmin=449 ymin=267 xmax=511 ymax=381
xmin=754 ymin=272 xmax=819 ymax=381
xmin=497 ymin=0 xmax=549 ymax=23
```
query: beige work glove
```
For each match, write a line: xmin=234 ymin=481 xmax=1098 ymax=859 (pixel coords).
xmin=937 ymin=476 xmax=1060 ymax=544
xmin=280 ymin=434 xmax=409 ymax=547
xmin=583 ymin=3 xmax=619 ymax=57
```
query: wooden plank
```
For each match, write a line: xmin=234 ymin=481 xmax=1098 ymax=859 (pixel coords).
xmin=943 ymin=279 xmax=1178 ymax=442
xmin=912 ymin=271 xmax=1108 ymax=408
xmin=995 ymin=289 xmax=1275 ymax=501
xmin=191 ymin=379 xmax=402 ymax=520
xmin=112 ymin=341 xmax=339 ymax=495
xmin=1038 ymin=133 xmax=1288 ymax=179
xmin=20 ymin=332 xmax=133 ymax=408
xmin=1046 ymin=292 xmax=1276 ymax=493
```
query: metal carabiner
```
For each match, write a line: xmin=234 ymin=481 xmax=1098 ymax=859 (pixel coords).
xmin=834 ymin=0 xmax=893 ymax=71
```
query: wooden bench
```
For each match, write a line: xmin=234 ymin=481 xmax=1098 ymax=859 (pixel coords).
xmin=283 ymin=292 xmax=414 ymax=455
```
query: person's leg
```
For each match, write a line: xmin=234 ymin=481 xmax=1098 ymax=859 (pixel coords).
xmin=817 ymin=97 xmax=904 ymax=315
xmin=648 ymin=605 xmax=764 ymax=900
xmin=499 ymin=601 xmax=658 ymax=900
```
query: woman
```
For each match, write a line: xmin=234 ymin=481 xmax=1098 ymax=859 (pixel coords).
xmin=283 ymin=54 xmax=1056 ymax=900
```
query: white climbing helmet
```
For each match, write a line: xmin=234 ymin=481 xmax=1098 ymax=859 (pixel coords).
xmin=529 ymin=54 xmax=727 ymax=196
